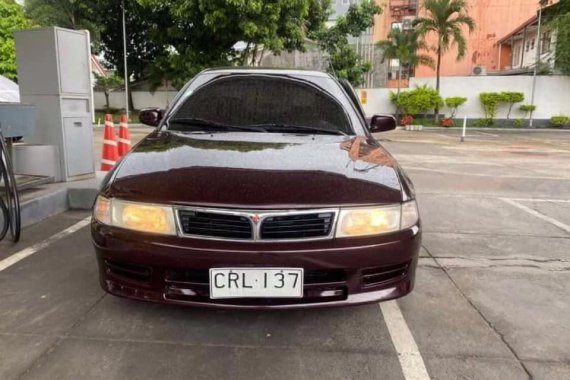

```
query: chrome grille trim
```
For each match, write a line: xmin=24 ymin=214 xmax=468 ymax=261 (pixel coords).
xmin=175 ymin=207 xmax=339 ymax=242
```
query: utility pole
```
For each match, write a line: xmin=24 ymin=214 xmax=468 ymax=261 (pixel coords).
xmin=529 ymin=2 xmax=544 ymax=127
xmin=122 ymin=0 xmax=129 ymax=120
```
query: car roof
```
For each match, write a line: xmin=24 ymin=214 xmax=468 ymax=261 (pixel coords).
xmin=202 ymin=67 xmax=334 ymax=79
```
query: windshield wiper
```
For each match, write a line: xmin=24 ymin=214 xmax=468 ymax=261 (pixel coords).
xmin=168 ymin=117 xmax=266 ymax=132
xmin=246 ymin=123 xmax=348 ymax=136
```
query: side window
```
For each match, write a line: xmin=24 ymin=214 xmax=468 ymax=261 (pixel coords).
xmin=338 ymin=79 xmax=367 ymax=122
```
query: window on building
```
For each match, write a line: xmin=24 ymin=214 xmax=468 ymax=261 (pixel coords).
xmin=387 ymin=59 xmax=401 ymax=81
xmin=341 ymin=0 xmax=349 ymax=5
xmin=392 ymin=22 xmax=402 ymax=30
xmin=541 ymin=31 xmax=552 ymax=54
xmin=526 ymin=40 xmax=530 ymax=52
xmin=531 ymin=38 xmax=535 ymax=50
xmin=513 ymin=46 xmax=521 ymax=67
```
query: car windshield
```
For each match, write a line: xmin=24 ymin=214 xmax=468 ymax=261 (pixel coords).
xmin=167 ymin=75 xmax=353 ymax=135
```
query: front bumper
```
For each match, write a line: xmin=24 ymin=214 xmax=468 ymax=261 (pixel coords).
xmin=91 ymin=220 xmax=421 ymax=309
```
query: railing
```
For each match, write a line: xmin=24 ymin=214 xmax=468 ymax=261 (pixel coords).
xmin=389 ymin=0 xmax=418 ymax=11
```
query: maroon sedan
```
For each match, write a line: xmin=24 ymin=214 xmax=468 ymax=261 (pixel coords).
xmin=92 ymin=68 xmax=421 ymax=309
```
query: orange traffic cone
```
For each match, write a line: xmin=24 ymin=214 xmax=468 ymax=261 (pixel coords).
xmin=117 ymin=113 xmax=131 ymax=157
xmin=100 ymin=114 xmax=119 ymax=171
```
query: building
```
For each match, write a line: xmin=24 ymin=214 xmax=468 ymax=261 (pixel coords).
xmin=372 ymin=0 xmax=556 ymax=79
xmin=495 ymin=2 xmax=559 ymax=75
xmin=262 ymin=1 xmax=557 ymax=87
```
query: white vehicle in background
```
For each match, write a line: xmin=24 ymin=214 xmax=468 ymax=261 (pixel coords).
xmin=0 ymin=75 xmax=23 ymax=142
xmin=0 ymin=75 xmax=20 ymax=103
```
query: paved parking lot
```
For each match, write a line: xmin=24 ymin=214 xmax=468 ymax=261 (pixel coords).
xmin=2 ymin=129 xmax=569 ymax=379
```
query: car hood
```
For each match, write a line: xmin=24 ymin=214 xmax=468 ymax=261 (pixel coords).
xmin=105 ymin=131 xmax=404 ymax=208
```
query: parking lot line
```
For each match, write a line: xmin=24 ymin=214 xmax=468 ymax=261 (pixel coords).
xmin=505 ymin=198 xmax=570 ymax=203
xmin=380 ymin=300 xmax=431 ymax=380
xmin=0 ymin=217 xmax=91 ymax=272
xmin=501 ymin=198 xmax=570 ymax=234
xmin=404 ymin=166 xmax=570 ymax=180
xmin=474 ymin=131 xmax=500 ymax=137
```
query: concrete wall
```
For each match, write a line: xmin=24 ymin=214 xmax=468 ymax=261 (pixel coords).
xmin=360 ymin=75 xmax=570 ymax=120
xmin=96 ymin=75 xmax=570 ymax=120
xmin=94 ymin=90 xmax=177 ymax=110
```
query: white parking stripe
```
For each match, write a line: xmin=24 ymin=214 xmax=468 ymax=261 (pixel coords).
xmin=505 ymin=198 xmax=570 ymax=203
xmin=501 ymin=198 xmax=570 ymax=234
xmin=404 ymin=166 xmax=570 ymax=180
xmin=0 ymin=217 xmax=91 ymax=272
xmin=380 ymin=301 xmax=431 ymax=380
xmin=475 ymin=131 xmax=499 ymax=137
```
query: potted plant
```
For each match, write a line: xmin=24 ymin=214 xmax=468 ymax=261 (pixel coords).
xmin=440 ymin=117 xmax=454 ymax=128
xmin=396 ymin=85 xmax=442 ymax=131
xmin=400 ymin=115 xmax=415 ymax=130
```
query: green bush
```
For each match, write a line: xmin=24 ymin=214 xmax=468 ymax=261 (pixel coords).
xmin=445 ymin=97 xmax=467 ymax=118
xmin=391 ymin=85 xmax=443 ymax=118
xmin=519 ymin=104 xmax=537 ymax=119
xmin=550 ymin=115 xmax=570 ymax=127
xmin=520 ymin=104 xmax=537 ymax=113
xmin=513 ymin=118 xmax=525 ymax=128
xmin=501 ymin=92 xmax=524 ymax=120
xmin=479 ymin=92 xmax=505 ymax=126
xmin=389 ymin=91 xmax=403 ymax=115
xmin=475 ymin=118 xmax=493 ymax=128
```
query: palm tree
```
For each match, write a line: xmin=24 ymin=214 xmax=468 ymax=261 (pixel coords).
xmin=376 ymin=28 xmax=435 ymax=97
xmin=414 ymin=0 xmax=475 ymax=120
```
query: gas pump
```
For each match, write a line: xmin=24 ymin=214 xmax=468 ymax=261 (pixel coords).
xmin=0 ymin=129 xmax=20 ymax=242
xmin=0 ymin=104 xmax=35 ymax=242
xmin=0 ymin=27 xmax=95 ymax=241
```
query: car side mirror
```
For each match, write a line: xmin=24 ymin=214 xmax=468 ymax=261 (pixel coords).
xmin=139 ymin=108 xmax=163 ymax=127
xmin=369 ymin=115 xmax=396 ymax=133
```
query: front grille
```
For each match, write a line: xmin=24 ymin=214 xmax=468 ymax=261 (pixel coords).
xmin=177 ymin=208 xmax=336 ymax=241
xmin=178 ymin=210 xmax=253 ymax=239
xmin=260 ymin=212 xmax=334 ymax=240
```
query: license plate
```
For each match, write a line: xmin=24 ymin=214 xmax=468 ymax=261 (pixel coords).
xmin=209 ymin=268 xmax=304 ymax=299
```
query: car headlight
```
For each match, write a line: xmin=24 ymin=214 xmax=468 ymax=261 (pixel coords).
xmin=93 ymin=196 xmax=177 ymax=235
xmin=335 ymin=201 xmax=419 ymax=238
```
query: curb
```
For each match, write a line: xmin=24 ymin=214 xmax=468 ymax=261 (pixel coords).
xmin=1 ymin=177 xmax=101 ymax=230
xmin=396 ymin=126 xmax=570 ymax=132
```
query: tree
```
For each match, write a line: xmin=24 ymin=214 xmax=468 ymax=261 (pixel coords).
xmin=444 ymin=96 xmax=466 ymax=118
xmin=25 ymin=0 xmax=101 ymax=47
xmin=376 ymin=28 xmax=434 ymax=96
xmin=556 ymin=15 xmax=570 ymax=74
xmin=550 ymin=0 xmax=570 ymax=74
xmin=414 ymin=0 xmax=475 ymax=121
xmin=199 ymin=0 xmax=313 ymax=66
xmin=501 ymin=92 xmax=524 ymax=120
xmin=0 ymin=0 xmax=31 ymax=81
xmin=94 ymin=73 xmax=124 ymax=111
xmin=314 ymin=0 xmax=381 ymax=86
xmin=98 ymin=1 xmax=170 ymax=82
xmin=137 ymin=0 xmax=330 ymax=87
